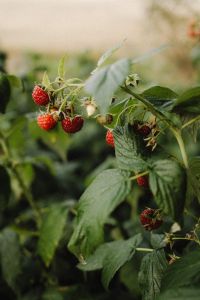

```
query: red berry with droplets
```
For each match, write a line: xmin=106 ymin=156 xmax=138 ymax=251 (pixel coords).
xmin=140 ymin=208 xmax=163 ymax=231
xmin=32 ymin=85 xmax=49 ymax=106
xmin=61 ymin=116 xmax=84 ymax=133
xmin=106 ymin=130 xmax=114 ymax=147
xmin=37 ymin=114 xmax=57 ymax=131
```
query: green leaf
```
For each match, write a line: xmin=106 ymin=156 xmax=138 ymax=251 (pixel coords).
xmin=85 ymin=58 xmax=131 ymax=114
xmin=114 ymin=124 xmax=147 ymax=172
xmin=161 ymin=250 xmax=200 ymax=291
xmin=6 ymin=74 xmax=22 ymax=88
xmin=187 ymin=157 xmax=200 ymax=203
xmin=58 ymin=56 xmax=66 ymax=79
xmin=42 ymin=288 xmax=63 ymax=300
xmin=0 ymin=72 xmax=11 ymax=113
xmin=181 ymin=113 xmax=200 ymax=142
xmin=79 ymin=234 xmax=142 ymax=289
xmin=92 ymin=39 xmax=126 ymax=74
xmin=132 ymin=44 xmax=171 ymax=64
xmin=158 ymin=288 xmax=200 ymax=300
xmin=0 ymin=166 xmax=11 ymax=211
xmin=141 ymin=86 xmax=177 ymax=110
xmin=0 ymin=228 xmax=21 ymax=290
xmin=42 ymin=71 xmax=51 ymax=89
xmin=173 ymin=87 xmax=200 ymax=113
xmin=138 ymin=249 xmax=168 ymax=300
xmin=150 ymin=233 xmax=166 ymax=249
xmin=149 ymin=159 xmax=186 ymax=221
xmin=38 ymin=204 xmax=68 ymax=267
xmin=68 ymin=169 xmax=131 ymax=259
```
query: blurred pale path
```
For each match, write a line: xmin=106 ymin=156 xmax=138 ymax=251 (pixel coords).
xmin=0 ymin=0 xmax=200 ymax=54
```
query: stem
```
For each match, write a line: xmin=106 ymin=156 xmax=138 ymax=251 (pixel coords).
xmin=129 ymin=171 xmax=149 ymax=181
xmin=58 ymin=86 xmax=83 ymax=114
xmin=136 ymin=247 xmax=154 ymax=252
xmin=172 ymin=237 xmax=200 ymax=246
xmin=172 ymin=129 xmax=189 ymax=168
xmin=122 ymin=86 xmax=189 ymax=169
xmin=172 ymin=237 xmax=190 ymax=241
xmin=121 ymin=86 xmax=174 ymax=127
xmin=182 ymin=115 xmax=200 ymax=129
xmin=55 ymin=83 xmax=84 ymax=93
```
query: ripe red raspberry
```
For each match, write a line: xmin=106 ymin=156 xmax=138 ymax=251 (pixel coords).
xmin=61 ymin=116 xmax=84 ymax=133
xmin=32 ymin=85 xmax=49 ymax=106
xmin=106 ymin=130 xmax=114 ymax=147
xmin=140 ymin=208 xmax=163 ymax=231
xmin=37 ymin=114 xmax=57 ymax=131
xmin=137 ymin=175 xmax=149 ymax=188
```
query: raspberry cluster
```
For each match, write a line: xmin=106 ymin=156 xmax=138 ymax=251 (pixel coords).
xmin=32 ymin=85 xmax=84 ymax=133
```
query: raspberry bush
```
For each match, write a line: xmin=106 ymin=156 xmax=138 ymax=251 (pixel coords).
xmin=0 ymin=47 xmax=200 ymax=299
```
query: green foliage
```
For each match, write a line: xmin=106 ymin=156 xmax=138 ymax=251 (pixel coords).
xmin=161 ymin=250 xmax=200 ymax=291
xmin=187 ymin=157 xmax=200 ymax=203
xmin=173 ymin=87 xmax=200 ymax=113
xmin=79 ymin=234 xmax=142 ymax=289
xmin=0 ymin=166 xmax=11 ymax=210
xmin=149 ymin=159 xmax=186 ymax=220
xmin=0 ymin=73 xmax=11 ymax=113
xmin=138 ymin=250 xmax=168 ymax=300
xmin=0 ymin=229 xmax=21 ymax=291
xmin=68 ymin=169 xmax=131 ymax=258
xmin=114 ymin=124 xmax=147 ymax=172
xmin=85 ymin=58 xmax=131 ymax=114
xmin=0 ymin=49 xmax=200 ymax=300
xmin=6 ymin=74 xmax=22 ymax=88
xmin=58 ymin=56 xmax=66 ymax=80
xmin=158 ymin=288 xmax=200 ymax=300
xmin=141 ymin=86 xmax=177 ymax=110
xmin=38 ymin=204 xmax=68 ymax=267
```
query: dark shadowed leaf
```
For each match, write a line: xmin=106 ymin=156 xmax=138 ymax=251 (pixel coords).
xmin=138 ymin=249 xmax=168 ymax=300
xmin=173 ymin=87 xmax=200 ymax=113
xmin=161 ymin=250 xmax=200 ymax=291
xmin=79 ymin=234 xmax=142 ymax=289
xmin=187 ymin=157 xmax=200 ymax=203
xmin=0 ymin=228 xmax=21 ymax=290
xmin=0 ymin=166 xmax=11 ymax=211
xmin=0 ymin=72 xmax=11 ymax=113
xmin=158 ymin=288 xmax=200 ymax=300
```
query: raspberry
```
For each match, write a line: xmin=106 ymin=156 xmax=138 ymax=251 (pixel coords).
xmin=133 ymin=121 xmax=151 ymax=137
xmin=61 ymin=115 xmax=84 ymax=133
xmin=137 ymin=175 xmax=149 ymax=188
xmin=37 ymin=114 xmax=57 ymax=131
xmin=32 ymin=85 xmax=49 ymax=106
xmin=140 ymin=208 xmax=163 ymax=231
xmin=137 ymin=124 xmax=151 ymax=137
xmin=106 ymin=130 xmax=114 ymax=147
